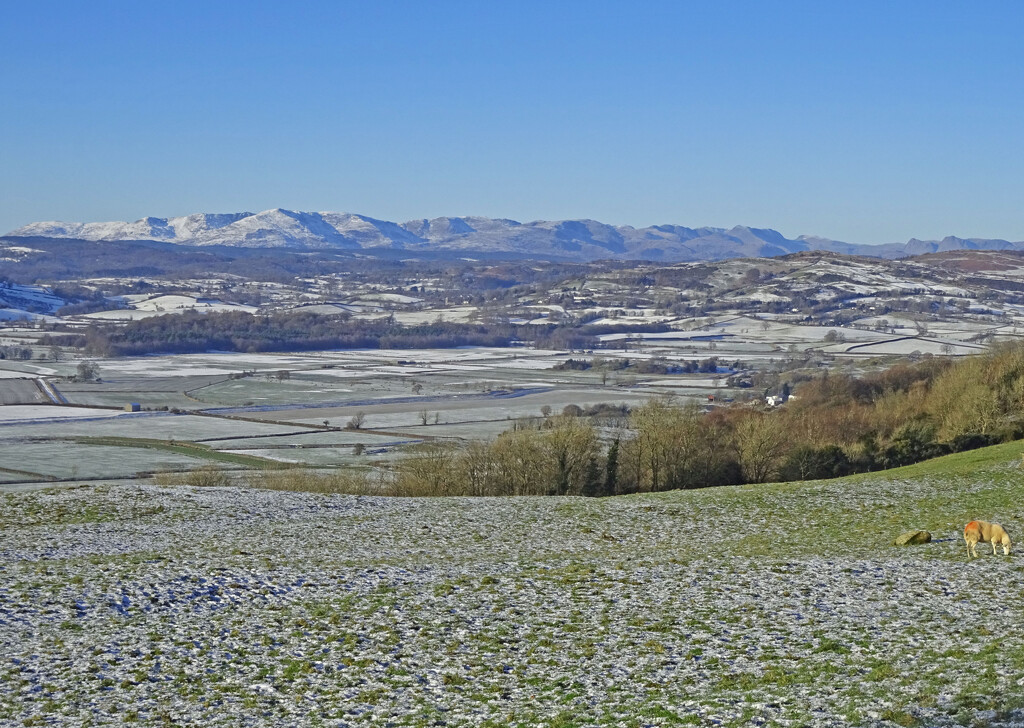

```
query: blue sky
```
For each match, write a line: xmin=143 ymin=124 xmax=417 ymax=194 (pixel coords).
xmin=2 ymin=1 xmax=1022 ymax=243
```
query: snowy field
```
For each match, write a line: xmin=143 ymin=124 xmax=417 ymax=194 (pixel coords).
xmin=0 ymin=413 xmax=314 ymax=442
xmin=375 ymin=307 xmax=480 ymax=325
xmin=79 ymin=295 xmax=259 ymax=321
xmin=0 ymin=363 xmax=57 ymax=377
xmin=0 ymin=333 xmax=1014 ymax=483
xmin=2 ymin=445 xmax=1023 ymax=726
xmin=0 ymin=343 xmax=663 ymax=482
xmin=279 ymin=389 xmax=651 ymax=430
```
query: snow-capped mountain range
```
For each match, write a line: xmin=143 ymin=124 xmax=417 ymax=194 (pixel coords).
xmin=7 ymin=209 xmax=1024 ymax=262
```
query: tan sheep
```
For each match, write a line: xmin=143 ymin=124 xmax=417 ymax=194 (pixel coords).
xmin=964 ymin=520 xmax=1011 ymax=558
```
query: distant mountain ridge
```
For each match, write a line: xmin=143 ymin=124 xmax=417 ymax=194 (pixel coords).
xmin=7 ymin=209 xmax=1023 ymax=263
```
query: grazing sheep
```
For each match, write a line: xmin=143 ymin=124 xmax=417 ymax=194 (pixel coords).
xmin=964 ymin=520 xmax=1011 ymax=558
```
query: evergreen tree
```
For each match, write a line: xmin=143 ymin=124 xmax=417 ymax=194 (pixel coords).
xmin=603 ymin=438 xmax=619 ymax=497
xmin=554 ymin=451 xmax=570 ymax=496
xmin=581 ymin=456 xmax=601 ymax=497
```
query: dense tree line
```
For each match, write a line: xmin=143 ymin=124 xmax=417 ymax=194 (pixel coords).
xmin=42 ymin=307 xmax=696 ymax=357
xmin=764 ymin=345 xmax=1024 ymax=477
xmin=0 ymin=346 xmax=33 ymax=360
xmin=48 ymin=310 xmax=526 ymax=356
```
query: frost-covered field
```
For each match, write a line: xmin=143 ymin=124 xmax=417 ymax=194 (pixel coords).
xmin=0 ymin=369 xmax=41 ymax=380
xmin=0 ymin=413 xmax=311 ymax=441
xmin=3 ymin=445 xmax=1024 ymax=727
xmin=0 ymin=441 xmax=218 ymax=480
xmin=0 ymin=405 xmax=127 ymax=423
xmin=285 ymin=390 xmax=648 ymax=431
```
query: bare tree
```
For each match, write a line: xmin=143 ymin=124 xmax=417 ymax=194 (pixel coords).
xmin=394 ymin=442 xmax=462 ymax=496
xmin=345 ymin=412 xmax=365 ymax=430
xmin=734 ymin=411 xmax=788 ymax=483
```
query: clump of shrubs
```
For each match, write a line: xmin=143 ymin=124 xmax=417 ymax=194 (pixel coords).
xmin=153 ymin=465 xmax=232 ymax=488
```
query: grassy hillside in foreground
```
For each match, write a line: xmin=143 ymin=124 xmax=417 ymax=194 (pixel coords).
xmin=2 ymin=441 xmax=1024 ymax=726
xmin=681 ymin=439 xmax=1024 ymax=560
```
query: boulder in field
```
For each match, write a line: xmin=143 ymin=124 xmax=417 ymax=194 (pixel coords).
xmin=893 ymin=530 xmax=932 ymax=546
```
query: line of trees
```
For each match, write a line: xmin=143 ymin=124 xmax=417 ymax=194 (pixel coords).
xmin=47 ymin=310 xmax=523 ymax=357
xmin=0 ymin=346 xmax=33 ymax=360
xmin=391 ymin=417 xmax=607 ymax=497
xmin=383 ymin=402 xmax=788 ymax=496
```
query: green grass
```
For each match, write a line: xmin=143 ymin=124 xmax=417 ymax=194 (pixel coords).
xmin=846 ymin=439 xmax=1024 ymax=480
xmin=642 ymin=439 xmax=1024 ymax=560
xmin=0 ymin=465 xmax=52 ymax=481
xmin=3 ymin=495 xmax=119 ymax=527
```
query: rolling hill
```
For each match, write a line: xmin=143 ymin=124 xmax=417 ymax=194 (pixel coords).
xmin=8 ymin=209 xmax=1024 ymax=263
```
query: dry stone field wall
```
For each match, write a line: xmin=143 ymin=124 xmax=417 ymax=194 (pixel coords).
xmin=2 ymin=465 xmax=1024 ymax=727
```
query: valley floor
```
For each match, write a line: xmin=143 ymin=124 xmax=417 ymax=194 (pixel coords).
xmin=3 ymin=444 xmax=1024 ymax=726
